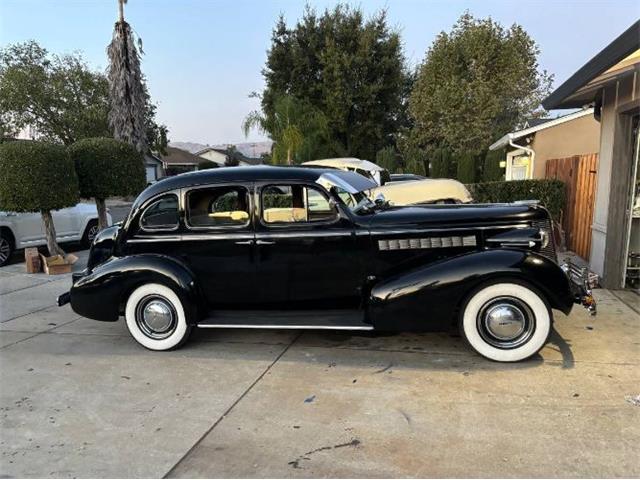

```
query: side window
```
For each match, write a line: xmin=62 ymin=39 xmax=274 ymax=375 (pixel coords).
xmin=262 ymin=184 xmax=336 ymax=224
xmin=187 ymin=186 xmax=250 ymax=228
xmin=140 ymin=195 xmax=179 ymax=230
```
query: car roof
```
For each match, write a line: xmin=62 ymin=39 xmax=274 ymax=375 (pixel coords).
xmin=132 ymin=165 xmax=345 ymax=209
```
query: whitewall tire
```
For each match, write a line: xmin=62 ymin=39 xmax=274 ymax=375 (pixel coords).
xmin=460 ymin=282 xmax=551 ymax=362
xmin=125 ymin=283 xmax=191 ymax=351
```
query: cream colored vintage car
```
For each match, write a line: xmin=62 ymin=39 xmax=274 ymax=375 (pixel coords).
xmin=302 ymin=158 xmax=472 ymax=205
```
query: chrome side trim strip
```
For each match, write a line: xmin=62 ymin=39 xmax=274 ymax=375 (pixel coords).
xmin=369 ymin=223 xmax=528 ymax=236
xmin=128 ymin=236 xmax=182 ymax=243
xmin=197 ymin=324 xmax=373 ymax=330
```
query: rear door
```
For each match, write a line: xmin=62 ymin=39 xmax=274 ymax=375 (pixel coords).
xmin=179 ymin=184 xmax=258 ymax=308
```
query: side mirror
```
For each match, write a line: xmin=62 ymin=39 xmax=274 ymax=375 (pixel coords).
xmin=374 ymin=193 xmax=386 ymax=206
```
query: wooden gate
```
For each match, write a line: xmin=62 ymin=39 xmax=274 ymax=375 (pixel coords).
xmin=545 ymin=154 xmax=598 ymax=259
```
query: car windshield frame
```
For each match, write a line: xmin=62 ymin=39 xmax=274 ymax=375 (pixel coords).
xmin=315 ymin=171 xmax=378 ymax=214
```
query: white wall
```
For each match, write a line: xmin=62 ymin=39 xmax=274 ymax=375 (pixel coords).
xmin=198 ymin=150 xmax=227 ymax=166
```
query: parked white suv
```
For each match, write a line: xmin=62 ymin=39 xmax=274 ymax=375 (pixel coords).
xmin=0 ymin=203 xmax=112 ymax=266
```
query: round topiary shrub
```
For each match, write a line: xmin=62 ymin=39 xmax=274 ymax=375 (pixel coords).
xmin=68 ymin=138 xmax=146 ymax=228
xmin=0 ymin=140 xmax=79 ymax=256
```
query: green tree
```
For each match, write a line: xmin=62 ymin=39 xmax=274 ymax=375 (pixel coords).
xmin=0 ymin=141 xmax=79 ymax=256
xmin=0 ymin=41 xmax=110 ymax=144
xmin=409 ymin=12 xmax=552 ymax=156
xmin=375 ymin=146 xmax=400 ymax=174
xmin=68 ymin=138 xmax=146 ymax=229
xmin=259 ymin=5 xmax=409 ymax=160
xmin=456 ymin=151 xmax=478 ymax=183
xmin=483 ymin=149 xmax=504 ymax=182
xmin=197 ymin=159 xmax=218 ymax=170
xmin=243 ymin=94 xmax=329 ymax=164
xmin=224 ymin=145 xmax=241 ymax=166
xmin=0 ymin=40 xmax=168 ymax=151
xmin=430 ymin=147 xmax=457 ymax=178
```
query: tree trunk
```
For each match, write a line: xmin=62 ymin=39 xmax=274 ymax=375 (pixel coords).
xmin=287 ymin=147 xmax=292 ymax=165
xmin=41 ymin=210 xmax=65 ymax=257
xmin=118 ymin=0 xmax=125 ymax=22
xmin=95 ymin=198 xmax=109 ymax=230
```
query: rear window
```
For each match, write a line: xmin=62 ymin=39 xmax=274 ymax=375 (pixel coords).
xmin=140 ymin=194 xmax=179 ymax=230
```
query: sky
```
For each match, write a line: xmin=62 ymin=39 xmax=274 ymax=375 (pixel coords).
xmin=1 ymin=0 xmax=638 ymax=146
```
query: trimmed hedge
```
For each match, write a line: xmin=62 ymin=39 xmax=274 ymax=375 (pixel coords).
xmin=68 ymin=138 xmax=146 ymax=199
xmin=197 ymin=160 xmax=218 ymax=170
xmin=467 ymin=179 xmax=565 ymax=220
xmin=0 ymin=141 xmax=79 ymax=212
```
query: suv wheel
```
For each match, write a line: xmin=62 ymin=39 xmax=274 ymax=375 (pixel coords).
xmin=81 ymin=220 xmax=99 ymax=248
xmin=460 ymin=282 xmax=551 ymax=362
xmin=0 ymin=232 xmax=13 ymax=267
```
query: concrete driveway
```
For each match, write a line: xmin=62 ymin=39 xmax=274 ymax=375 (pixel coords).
xmin=0 ymin=257 xmax=638 ymax=478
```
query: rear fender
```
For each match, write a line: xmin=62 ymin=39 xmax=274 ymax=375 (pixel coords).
xmin=368 ymin=249 xmax=573 ymax=331
xmin=70 ymin=254 xmax=204 ymax=323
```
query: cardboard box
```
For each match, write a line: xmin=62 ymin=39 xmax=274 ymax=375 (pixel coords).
xmin=40 ymin=253 xmax=78 ymax=275
xmin=25 ymin=248 xmax=42 ymax=274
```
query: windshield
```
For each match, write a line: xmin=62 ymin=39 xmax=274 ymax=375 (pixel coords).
xmin=332 ymin=187 xmax=375 ymax=213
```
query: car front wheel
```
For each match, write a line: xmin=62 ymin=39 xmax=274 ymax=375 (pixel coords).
xmin=125 ymin=283 xmax=192 ymax=350
xmin=460 ymin=282 xmax=551 ymax=362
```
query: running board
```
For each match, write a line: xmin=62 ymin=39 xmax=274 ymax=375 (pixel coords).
xmin=197 ymin=309 xmax=373 ymax=331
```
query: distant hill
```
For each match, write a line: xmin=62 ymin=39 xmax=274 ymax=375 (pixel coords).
xmin=169 ymin=141 xmax=273 ymax=158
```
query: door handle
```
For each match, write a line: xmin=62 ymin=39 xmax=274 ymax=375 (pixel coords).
xmin=235 ymin=240 xmax=254 ymax=245
xmin=256 ymin=240 xmax=275 ymax=245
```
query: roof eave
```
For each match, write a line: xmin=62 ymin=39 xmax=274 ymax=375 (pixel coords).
xmin=543 ymin=20 xmax=640 ymax=110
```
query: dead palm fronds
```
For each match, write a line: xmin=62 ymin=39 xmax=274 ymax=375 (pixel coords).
xmin=106 ymin=0 xmax=147 ymax=153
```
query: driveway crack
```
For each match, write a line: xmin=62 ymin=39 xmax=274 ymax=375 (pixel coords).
xmin=163 ymin=331 xmax=302 ymax=478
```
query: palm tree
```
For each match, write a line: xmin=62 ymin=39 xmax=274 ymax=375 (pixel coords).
xmin=107 ymin=0 xmax=147 ymax=153
xmin=243 ymin=95 xmax=327 ymax=165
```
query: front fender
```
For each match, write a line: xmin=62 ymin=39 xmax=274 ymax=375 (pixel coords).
xmin=70 ymin=254 xmax=204 ymax=323
xmin=368 ymin=249 xmax=573 ymax=331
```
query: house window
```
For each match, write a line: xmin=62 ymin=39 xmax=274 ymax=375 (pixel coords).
xmin=506 ymin=150 xmax=532 ymax=181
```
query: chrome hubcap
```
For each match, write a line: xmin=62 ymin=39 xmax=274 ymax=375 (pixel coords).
xmin=484 ymin=304 xmax=526 ymax=340
xmin=135 ymin=295 xmax=176 ymax=339
xmin=477 ymin=297 xmax=535 ymax=349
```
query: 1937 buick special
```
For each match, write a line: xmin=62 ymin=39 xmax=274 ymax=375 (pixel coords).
xmin=58 ymin=166 xmax=596 ymax=362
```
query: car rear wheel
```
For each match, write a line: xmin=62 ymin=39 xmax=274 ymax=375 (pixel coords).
xmin=460 ymin=282 xmax=551 ymax=362
xmin=0 ymin=232 xmax=13 ymax=267
xmin=125 ymin=283 xmax=192 ymax=350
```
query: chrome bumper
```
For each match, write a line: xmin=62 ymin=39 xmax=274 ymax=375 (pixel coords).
xmin=561 ymin=261 xmax=597 ymax=316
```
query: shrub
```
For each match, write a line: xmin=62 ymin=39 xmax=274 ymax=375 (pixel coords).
xmin=456 ymin=152 xmax=477 ymax=183
xmin=482 ymin=149 xmax=504 ymax=182
xmin=197 ymin=160 xmax=218 ymax=170
xmin=430 ymin=147 xmax=457 ymax=178
xmin=375 ymin=146 xmax=400 ymax=173
xmin=68 ymin=138 xmax=145 ymax=228
xmin=467 ymin=179 xmax=565 ymax=220
xmin=0 ymin=141 xmax=79 ymax=255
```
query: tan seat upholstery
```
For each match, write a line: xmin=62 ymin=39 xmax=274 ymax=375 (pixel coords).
xmin=263 ymin=208 xmax=307 ymax=223
xmin=208 ymin=211 xmax=249 ymax=222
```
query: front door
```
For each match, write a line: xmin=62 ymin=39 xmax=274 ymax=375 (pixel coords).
xmin=179 ymin=184 xmax=257 ymax=308
xmin=254 ymin=182 xmax=367 ymax=308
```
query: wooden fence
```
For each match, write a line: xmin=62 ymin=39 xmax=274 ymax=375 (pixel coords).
xmin=545 ymin=154 xmax=598 ymax=259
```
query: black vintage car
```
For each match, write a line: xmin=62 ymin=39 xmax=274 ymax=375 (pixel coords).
xmin=58 ymin=166 xmax=595 ymax=361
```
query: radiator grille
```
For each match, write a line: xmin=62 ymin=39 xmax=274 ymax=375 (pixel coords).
xmin=378 ymin=235 xmax=476 ymax=251
xmin=532 ymin=218 xmax=557 ymax=262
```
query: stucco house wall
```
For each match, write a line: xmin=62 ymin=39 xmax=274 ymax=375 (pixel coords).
xmin=530 ymin=114 xmax=601 ymax=178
